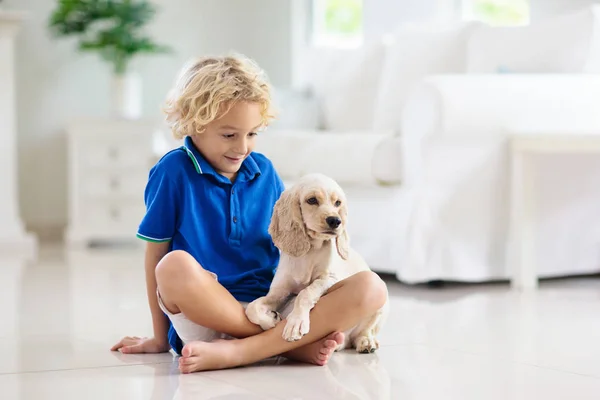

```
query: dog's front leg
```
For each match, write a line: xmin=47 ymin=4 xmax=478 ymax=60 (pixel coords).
xmin=246 ymin=285 xmax=291 ymax=330
xmin=282 ymin=272 xmax=337 ymax=341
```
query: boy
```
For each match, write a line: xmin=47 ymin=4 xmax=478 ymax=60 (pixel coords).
xmin=111 ymin=55 xmax=387 ymax=373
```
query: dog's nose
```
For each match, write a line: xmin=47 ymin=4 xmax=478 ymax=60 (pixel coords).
xmin=326 ymin=216 xmax=341 ymax=229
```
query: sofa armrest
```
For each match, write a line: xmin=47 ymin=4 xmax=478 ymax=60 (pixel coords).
xmin=401 ymin=74 xmax=600 ymax=140
xmin=372 ymin=136 xmax=402 ymax=185
xmin=398 ymin=74 xmax=600 ymax=185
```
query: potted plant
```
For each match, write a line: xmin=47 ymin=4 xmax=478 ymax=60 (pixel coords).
xmin=48 ymin=0 xmax=171 ymax=119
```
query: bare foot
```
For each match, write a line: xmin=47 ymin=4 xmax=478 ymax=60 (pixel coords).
xmin=283 ymin=332 xmax=345 ymax=366
xmin=178 ymin=332 xmax=346 ymax=373
xmin=178 ymin=339 xmax=241 ymax=373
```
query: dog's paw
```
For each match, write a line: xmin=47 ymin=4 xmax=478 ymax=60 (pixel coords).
xmin=282 ymin=312 xmax=310 ymax=341
xmin=261 ymin=310 xmax=282 ymax=330
xmin=245 ymin=300 xmax=281 ymax=331
xmin=354 ymin=336 xmax=380 ymax=354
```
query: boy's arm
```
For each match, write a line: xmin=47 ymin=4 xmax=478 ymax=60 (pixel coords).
xmin=111 ymin=241 xmax=172 ymax=353
xmin=144 ymin=242 xmax=169 ymax=344
xmin=144 ymin=241 xmax=171 ymax=342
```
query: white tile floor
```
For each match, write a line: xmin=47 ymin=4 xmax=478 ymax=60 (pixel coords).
xmin=1 ymin=245 xmax=599 ymax=399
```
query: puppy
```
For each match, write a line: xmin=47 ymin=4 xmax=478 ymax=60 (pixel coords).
xmin=246 ymin=173 xmax=388 ymax=353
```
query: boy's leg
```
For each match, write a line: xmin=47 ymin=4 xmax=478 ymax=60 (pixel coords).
xmin=155 ymin=250 xmax=262 ymax=338
xmin=155 ymin=250 xmax=344 ymax=363
xmin=179 ymin=270 xmax=388 ymax=373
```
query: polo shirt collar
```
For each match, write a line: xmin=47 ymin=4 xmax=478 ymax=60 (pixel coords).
xmin=182 ymin=136 xmax=261 ymax=182
xmin=182 ymin=136 xmax=211 ymax=175
xmin=242 ymin=153 xmax=261 ymax=180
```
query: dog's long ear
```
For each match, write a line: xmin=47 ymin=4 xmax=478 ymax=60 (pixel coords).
xmin=336 ymin=229 xmax=349 ymax=260
xmin=336 ymin=202 xmax=350 ymax=260
xmin=269 ymin=188 xmax=311 ymax=257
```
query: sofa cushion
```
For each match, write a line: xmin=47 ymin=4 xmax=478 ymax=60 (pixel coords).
xmin=373 ymin=22 xmax=478 ymax=132
xmin=467 ymin=6 xmax=600 ymax=73
xmin=254 ymin=129 xmax=399 ymax=185
xmin=269 ymin=87 xmax=321 ymax=130
xmin=300 ymin=42 xmax=386 ymax=131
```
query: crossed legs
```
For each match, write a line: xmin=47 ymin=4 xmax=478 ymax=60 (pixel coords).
xmin=155 ymin=250 xmax=388 ymax=373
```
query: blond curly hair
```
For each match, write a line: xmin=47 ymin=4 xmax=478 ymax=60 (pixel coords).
xmin=163 ymin=54 xmax=274 ymax=139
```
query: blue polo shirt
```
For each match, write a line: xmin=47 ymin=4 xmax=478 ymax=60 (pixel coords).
xmin=136 ymin=136 xmax=284 ymax=353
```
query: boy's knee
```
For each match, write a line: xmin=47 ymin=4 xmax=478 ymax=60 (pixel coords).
xmin=353 ymin=271 xmax=388 ymax=312
xmin=155 ymin=250 xmax=203 ymax=288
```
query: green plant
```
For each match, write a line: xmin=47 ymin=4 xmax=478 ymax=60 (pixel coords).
xmin=49 ymin=0 xmax=171 ymax=75
xmin=472 ymin=0 xmax=529 ymax=26
xmin=324 ymin=0 xmax=362 ymax=36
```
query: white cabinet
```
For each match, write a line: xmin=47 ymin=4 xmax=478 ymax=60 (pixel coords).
xmin=66 ymin=118 xmax=156 ymax=247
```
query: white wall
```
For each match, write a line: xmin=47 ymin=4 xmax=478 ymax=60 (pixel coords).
xmin=365 ymin=0 xmax=600 ymax=31
xmin=363 ymin=0 xmax=459 ymax=40
xmin=5 ymin=0 xmax=292 ymax=232
xmin=16 ymin=0 xmax=588 ymax=234
xmin=530 ymin=0 xmax=600 ymax=21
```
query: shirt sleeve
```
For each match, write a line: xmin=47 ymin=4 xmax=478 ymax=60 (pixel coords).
xmin=136 ymin=164 xmax=179 ymax=243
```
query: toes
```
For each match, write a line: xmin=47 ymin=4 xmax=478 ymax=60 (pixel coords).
xmin=322 ymin=339 xmax=337 ymax=351
xmin=332 ymin=332 xmax=345 ymax=345
xmin=182 ymin=346 xmax=192 ymax=358
xmin=314 ymin=356 xmax=327 ymax=366
xmin=182 ymin=342 xmax=205 ymax=358
xmin=179 ymin=365 xmax=191 ymax=374
xmin=335 ymin=343 xmax=345 ymax=352
xmin=179 ymin=357 xmax=195 ymax=365
xmin=319 ymin=340 xmax=337 ymax=361
xmin=179 ymin=357 xmax=200 ymax=373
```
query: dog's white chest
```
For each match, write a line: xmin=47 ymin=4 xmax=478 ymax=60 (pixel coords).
xmin=285 ymin=244 xmax=335 ymax=294
xmin=289 ymin=267 xmax=316 ymax=293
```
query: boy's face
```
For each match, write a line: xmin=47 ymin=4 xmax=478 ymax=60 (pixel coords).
xmin=191 ymin=101 xmax=263 ymax=181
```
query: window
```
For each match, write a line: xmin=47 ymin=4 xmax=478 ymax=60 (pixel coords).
xmin=462 ymin=0 xmax=530 ymax=26
xmin=312 ymin=0 xmax=363 ymax=48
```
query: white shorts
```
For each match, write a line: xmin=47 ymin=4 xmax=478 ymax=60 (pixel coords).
xmin=157 ymin=272 xmax=295 ymax=346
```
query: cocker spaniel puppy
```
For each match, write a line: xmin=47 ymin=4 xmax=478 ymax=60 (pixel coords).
xmin=246 ymin=173 xmax=388 ymax=353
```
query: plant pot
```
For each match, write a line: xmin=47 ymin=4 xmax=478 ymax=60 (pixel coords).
xmin=111 ymin=73 xmax=142 ymax=119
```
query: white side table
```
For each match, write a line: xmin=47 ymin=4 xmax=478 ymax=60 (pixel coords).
xmin=508 ymin=131 xmax=600 ymax=290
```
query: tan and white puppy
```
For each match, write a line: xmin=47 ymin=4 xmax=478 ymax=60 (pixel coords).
xmin=246 ymin=173 xmax=388 ymax=353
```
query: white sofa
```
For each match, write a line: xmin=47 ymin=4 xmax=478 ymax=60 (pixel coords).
xmin=255 ymin=5 xmax=600 ymax=283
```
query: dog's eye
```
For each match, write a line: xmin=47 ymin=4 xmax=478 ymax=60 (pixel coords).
xmin=335 ymin=200 xmax=342 ymax=207
xmin=306 ymin=197 xmax=319 ymax=205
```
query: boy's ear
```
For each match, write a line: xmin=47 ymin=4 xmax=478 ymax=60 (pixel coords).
xmin=268 ymin=188 xmax=311 ymax=257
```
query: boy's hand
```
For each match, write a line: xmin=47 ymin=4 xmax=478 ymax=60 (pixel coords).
xmin=111 ymin=336 xmax=171 ymax=354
